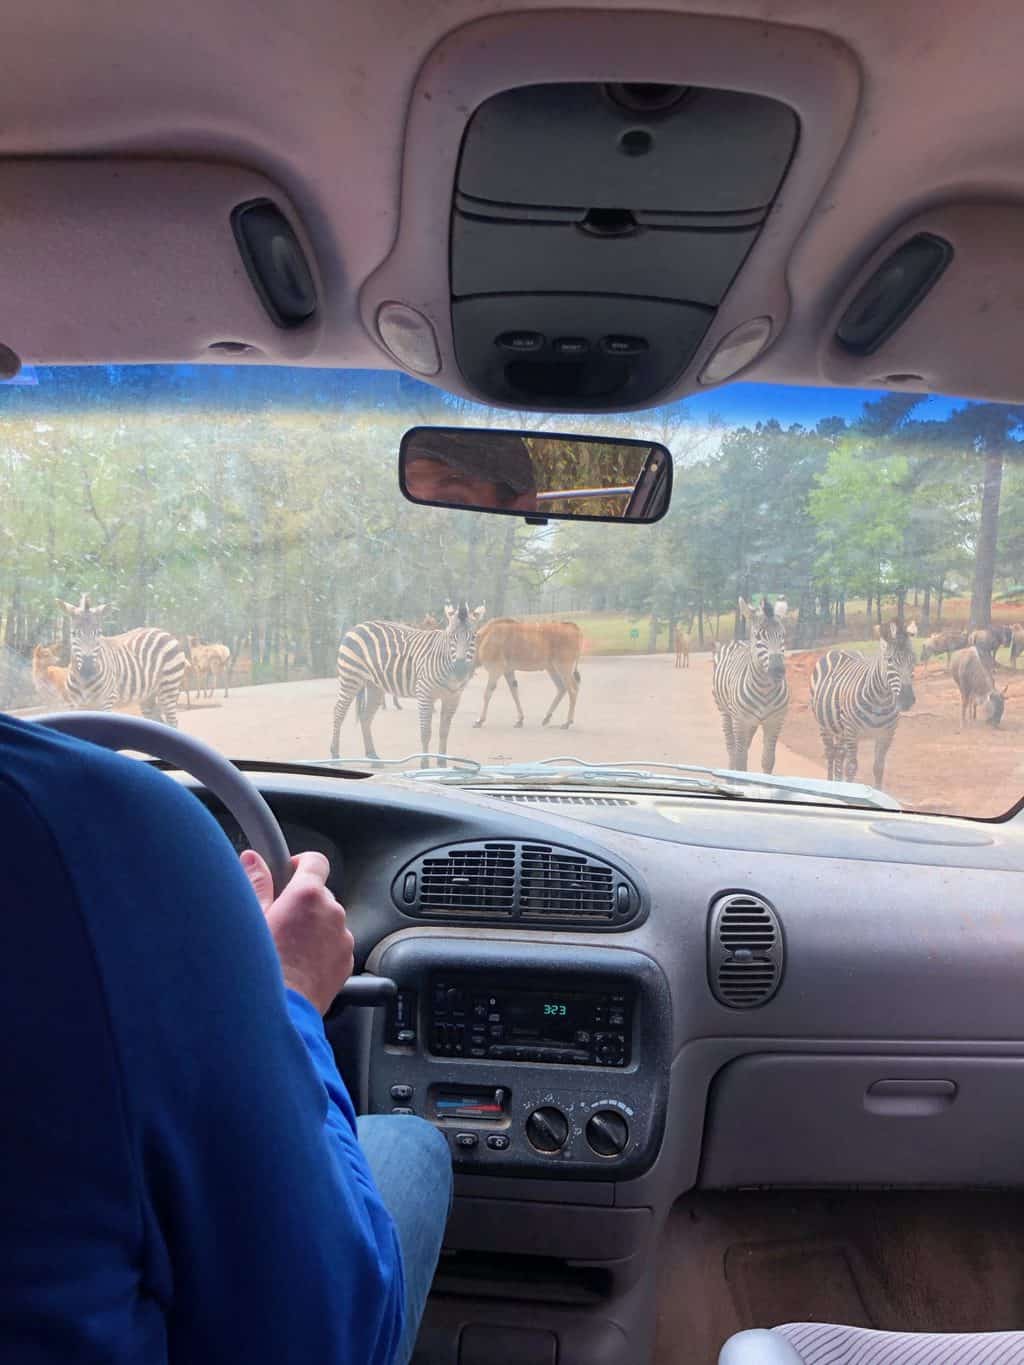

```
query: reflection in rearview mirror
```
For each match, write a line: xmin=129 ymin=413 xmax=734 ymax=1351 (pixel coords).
xmin=399 ymin=426 xmax=672 ymax=523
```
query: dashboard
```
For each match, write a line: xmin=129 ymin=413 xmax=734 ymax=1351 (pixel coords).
xmin=191 ymin=769 xmax=1024 ymax=1360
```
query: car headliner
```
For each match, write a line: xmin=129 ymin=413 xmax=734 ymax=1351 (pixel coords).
xmin=1 ymin=0 xmax=1023 ymax=409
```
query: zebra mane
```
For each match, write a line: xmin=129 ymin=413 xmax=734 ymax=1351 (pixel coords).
xmin=761 ymin=599 xmax=774 ymax=619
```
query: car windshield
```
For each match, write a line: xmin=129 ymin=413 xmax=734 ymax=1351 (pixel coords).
xmin=2 ymin=365 xmax=1022 ymax=819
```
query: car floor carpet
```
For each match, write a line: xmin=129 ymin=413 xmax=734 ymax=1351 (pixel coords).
xmin=653 ymin=1191 xmax=1024 ymax=1365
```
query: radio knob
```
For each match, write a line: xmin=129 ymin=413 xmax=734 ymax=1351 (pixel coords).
xmin=525 ymin=1106 xmax=570 ymax=1153
xmin=586 ymin=1109 xmax=630 ymax=1157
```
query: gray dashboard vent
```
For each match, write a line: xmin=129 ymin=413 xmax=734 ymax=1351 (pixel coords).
xmin=520 ymin=844 xmax=615 ymax=920
xmin=394 ymin=839 xmax=642 ymax=929
xmin=418 ymin=842 xmax=517 ymax=916
xmin=708 ymin=892 xmax=783 ymax=1008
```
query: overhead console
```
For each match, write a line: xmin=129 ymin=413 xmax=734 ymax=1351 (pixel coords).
xmin=450 ymin=83 xmax=797 ymax=408
xmin=360 ymin=11 xmax=859 ymax=411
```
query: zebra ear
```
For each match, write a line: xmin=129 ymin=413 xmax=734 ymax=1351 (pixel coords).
xmin=906 ymin=619 xmax=918 ymax=636
xmin=93 ymin=603 xmax=109 ymax=616
xmin=444 ymin=602 xmax=456 ymax=622
xmin=774 ymin=598 xmax=788 ymax=620
xmin=56 ymin=599 xmax=76 ymax=615
xmin=471 ymin=603 xmax=487 ymax=621
xmin=738 ymin=597 xmax=753 ymax=620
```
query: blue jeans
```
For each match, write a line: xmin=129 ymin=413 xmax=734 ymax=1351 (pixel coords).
xmin=357 ymin=1115 xmax=453 ymax=1365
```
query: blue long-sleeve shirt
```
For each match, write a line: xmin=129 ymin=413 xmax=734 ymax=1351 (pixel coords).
xmin=0 ymin=713 xmax=404 ymax=1363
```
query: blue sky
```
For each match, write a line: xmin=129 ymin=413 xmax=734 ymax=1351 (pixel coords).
xmin=674 ymin=383 xmax=966 ymax=429
xmin=0 ymin=366 xmax=978 ymax=431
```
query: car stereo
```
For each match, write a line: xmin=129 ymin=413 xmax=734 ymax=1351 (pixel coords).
xmin=427 ymin=975 xmax=632 ymax=1067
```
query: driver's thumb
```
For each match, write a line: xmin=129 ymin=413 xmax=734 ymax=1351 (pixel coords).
xmin=240 ymin=848 xmax=274 ymax=913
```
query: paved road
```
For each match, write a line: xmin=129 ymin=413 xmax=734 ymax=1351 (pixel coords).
xmin=170 ymin=652 xmax=821 ymax=777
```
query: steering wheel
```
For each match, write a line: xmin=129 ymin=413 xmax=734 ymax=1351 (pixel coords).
xmin=36 ymin=712 xmax=395 ymax=1008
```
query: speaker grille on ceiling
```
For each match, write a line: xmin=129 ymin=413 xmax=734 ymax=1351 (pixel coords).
xmin=708 ymin=892 xmax=783 ymax=1008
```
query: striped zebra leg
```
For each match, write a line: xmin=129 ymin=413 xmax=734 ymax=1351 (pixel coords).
xmin=872 ymin=728 xmax=896 ymax=789
xmin=839 ymin=731 xmax=860 ymax=783
xmin=819 ymin=728 xmax=839 ymax=782
xmin=356 ymin=686 xmax=384 ymax=760
xmin=437 ymin=691 xmax=464 ymax=769
xmin=719 ymin=710 xmax=737 ymax=768
xmin=416 ymin=689 xmax=436 ymax=767
xmin=330 ymin=680 xmax=365 ymax=759
xmin=760 ymin=713 xmax=786 ymax=774
xmin=730 ymin=721 xmax=756 ymax=772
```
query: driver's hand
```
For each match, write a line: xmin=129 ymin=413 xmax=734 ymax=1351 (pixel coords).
xmin=241 ymin=850 xmax=355 ymax=1015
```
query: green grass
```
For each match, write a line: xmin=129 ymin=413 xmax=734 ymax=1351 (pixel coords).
xmin=539 ymin=611 xmax=725 ymax=656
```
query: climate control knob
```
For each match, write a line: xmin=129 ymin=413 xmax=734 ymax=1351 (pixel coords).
xmin=586 ymin=1109 xmax=630 ymax=1158
xmin=525 ymin=1106 xmax=570 ymax=1153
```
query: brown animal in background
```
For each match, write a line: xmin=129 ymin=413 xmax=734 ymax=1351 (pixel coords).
xmin=674 ymin=630 xmax=691 ymax=669
xmin=951 ymin=645 xmax=1007 ymax=730
xmin=969 ymin=625 xmax=1012 ymax=662
xmin=1011 ymin=624 xmax=1024 ymax=669
xmin=32 ymin=644 xmax=69 ymax=703
xmin=921 ymin=629 xmax=969 ymax=668
xmin=187 ymin=636 xmax=231 ymax=698
xmin=873 ymin=619 xmax=918 ymax=641
xmin=473 ymin=618 xmax=582 ymax=729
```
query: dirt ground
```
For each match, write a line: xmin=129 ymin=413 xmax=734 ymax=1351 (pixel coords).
xmin=21 ymin=647 xmax=1021 ymax=818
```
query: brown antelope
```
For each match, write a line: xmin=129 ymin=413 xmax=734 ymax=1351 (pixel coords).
xmin=1011 ymin=624 xmax=1024 ymax=669
xmin=31 ymin=644 xmax=69 ymax=703
xmin=951 ymin=645 xmax=1007 ymax=730
xmin=187 ymin=637 xmax=231 ymax=698
xmin=472 ymin=618 xmax=583 ymax=729
xmin=674 ymin=629 xmax=691 ymax=669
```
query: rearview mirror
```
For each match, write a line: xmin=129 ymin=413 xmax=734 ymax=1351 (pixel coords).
xmin=399 ymin=426 xmax=672 ymax=523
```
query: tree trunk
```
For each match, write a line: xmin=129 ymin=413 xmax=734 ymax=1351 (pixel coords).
xmin=697 ymin=590 xmax=705 ymax=648
xmin=491 ymin=521 xmax=516 ymax=617
xmin=970 ymin=449 xmax=1004 ymax=628
xmin=866 ymin=592 xmax=872 ymax=620
xmin=921 ymin=584 xmax=931 ymax=633
xmin=876 ymin=590 xmax=883 ymax=626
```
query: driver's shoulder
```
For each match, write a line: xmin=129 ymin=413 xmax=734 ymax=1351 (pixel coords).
xmin=1 ymin=711 xmax=209 ymax=832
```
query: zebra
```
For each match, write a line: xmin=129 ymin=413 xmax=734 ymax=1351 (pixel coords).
xmin=59 ymin=595 xmax=189 ymax=726
xmin=810 ymin=620 xmax=917 ymax=789
xmin=329 ymin=601 xmax=486 ymax=767
xmin=711 ymin=597 xmax=789 ymax=773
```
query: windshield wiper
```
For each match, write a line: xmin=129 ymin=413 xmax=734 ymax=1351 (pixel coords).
xmin=399 ymin=755 xmax=901 ymax=811
xmin=323 ymin=752 xmax=482 ymax=773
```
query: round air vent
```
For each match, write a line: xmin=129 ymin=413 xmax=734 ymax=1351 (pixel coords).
xmin=708 ymin=892 xmax=783 ymax=1008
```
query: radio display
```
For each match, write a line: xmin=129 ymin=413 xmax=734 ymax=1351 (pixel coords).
xmin=508 ymin=994 xmax=581 ymax=1041
xmin=429 ymin=976 xmax=632 ymax=1065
